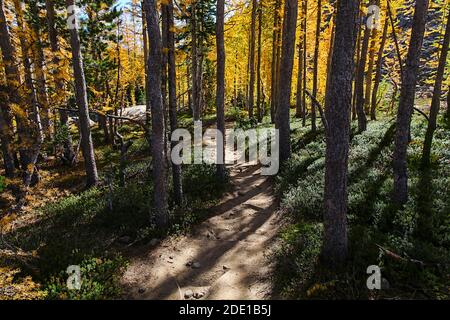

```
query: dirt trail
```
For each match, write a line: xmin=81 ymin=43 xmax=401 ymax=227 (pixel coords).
xmin=121 ymin=161 xmax=281 ymax=300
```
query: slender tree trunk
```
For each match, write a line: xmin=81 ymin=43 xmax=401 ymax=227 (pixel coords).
xmin=166 ymin=0 xmax=183 ymax=204
xmin=256 ymin=3 xmax=263 ymax=122
xmin=45 ymin=0 xmax=75 ymax=164
xmin=352 ymin=7 xmax=362 ymax=121
xmin=296 ymin=26 xmax=304 ymax=118
xmin=270 ymin=0 xmax=281 ymax=123
xmin=371 ymin=16 xmax=389 ymax=120
xmin=142 ymin=4 xmax=150 ymax=124
xmin=191 ymin=2 xmax=200 ymax=120
xmin=364 ymin=4 xmax=379 ymax=116
xmin=392 ymin=0 xmax=429 ymax=205
xmin=311 ymin=0 xmax=322 ymax=132
xmin=248 ymin=0 xmax=258 ymax=119
xmin=216 ymin=0 xmax=226 ymax=180
xmin=355 ymin=22 xmax=370 ymax=132
xmin=144 ymin=0 xmax=168 ymax=227
xmin=277 ymin=0 xmax=298 ymax=164
xmin=421 ymin=6 xmax=450 ymax=167
xmin=30 ymin=2 xmax=51 ymax=139
xmin=302 ymin=0 xmax=307 ymax=127
xmin=0 ymin=0 xmax=17 ymax=178
xmin=323 ymin=0 xmax=360 ymax=267
xmin=13 ymin=0 xmax=43 ymax=187
xmin=66 ymin=0 xmax=99 ymax=188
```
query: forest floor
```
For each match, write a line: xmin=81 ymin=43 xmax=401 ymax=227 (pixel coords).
xmin=121 ymin=162 xmax=282 ymax=300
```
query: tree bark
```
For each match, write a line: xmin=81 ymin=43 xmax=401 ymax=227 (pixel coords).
xmin=364 ymin=2 xmax=379 ymax=117
xmin=216 ymin=0 xmax=226 ymax=180
xmin=370 ymin=16 xmax=389 ymax=120
xmin=276 ymin=0 xmax=298 ymax=164
xmin=144 ymin=0 xmax=168 ymax=227
xmin=66 ymin=0 xmax=99 ymax=188
xmin=311 ymin=0 xmax=322 ymax=132
xmin=296 ymin=26 xmax=304 ymax=118
xmin=421 ymin=5 xmax=450 ymax=167
xmin=323 ymin=0 xmax=360 ymax=267
xmin=166 ymin=0 xmax=183 ymax=204
xmin=392 ymin=0 xmax=429 ymax=205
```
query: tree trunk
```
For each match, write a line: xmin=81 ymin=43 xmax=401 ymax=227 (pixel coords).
xmin=302 ymin=0 xmax=308 ymax=127
xmin=248 ymin=0 xmax=258 ymax=119
xmin=323 ymin=0 xmax=360 ymax=267
xmin=392 ymin=0 xmax=429 ymax=205
xmin=352 ymin=6 xmax=362 ymax=121
xmin=277 ymin=0 xmax=298 ymax=164
xmin=256 ymin=3 xmax=263 ymax=122
xmin=191 ymin=2 xmax=200 ymax=120
xmin=216 ymin=0 xmax=226 ymax=180
xmin=296 ymin=28 xmax=304 ymax=118
xmin=166 ymin=0 xmax=183 ymax=204
xmin=0 ymin=0 xmax=17 ymax=178
xmin=421 ymin=6 xmax=450 ymax=168
xmin=355 ymin=21 xmax=370 ymax=132
xmin=144 ymin=0 xmax=168 ymax=228
xmin=45 ymin=0 xmax=75 ymax=164
xmin=270 ymin=0 xmax=281 ymax=124
xmin=364 ymin=2 xmax=379 ymax=117
xmin=30 ymin=2 xmax=51 ymax=139
xmin=66 ymin=0 xmax=99 ymax=188
xmin=371 ymin=16 xmax=389 ymax=120
xmin=311 ymin=0 xmax=322 ymax=132
xmin=13 ymin=0 xmax=43 ymax=187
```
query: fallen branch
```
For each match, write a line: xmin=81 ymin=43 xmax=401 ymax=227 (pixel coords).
xmin=304 ymin=90 xmax=329 ymax=130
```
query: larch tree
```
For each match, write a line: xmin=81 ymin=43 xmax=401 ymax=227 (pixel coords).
xmin=143 ymin=0 xmax=168 ymax=227
xmin=421 ymin=5 xmax=450 ymax=168
xmin=276 ymin=0 xmax=298 ymax=164
xmin=66 ymin=0 xmax=99 ymax=188
xmin=322 ymin=0 xmax=360 ymax=266
xmin=392 ymin=0 xmax=429 ymax=205
xmin=216 ymin=0 xmax=226 ymax=180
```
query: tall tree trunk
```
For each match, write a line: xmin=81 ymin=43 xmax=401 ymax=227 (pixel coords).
xmin=311 ymin=0 xmax=322 ymax=132
xmin=142 ymin=4 xmax=150 ymax=125
xmin=45 ymin=0 xmax=75 ymax=164
xmin=13 ymin=0 xmax=43 ymax=187
xmin=364 ymin=3 xmax=379 ymax=117
xmin=421 ymin=6 xmax=450 ymax=168
xmin=302 ymin=0 xmax=307 ymax=127
xmin=144 ymin=0 xmax=168 ymax=227
xmin=392 ymin=0 xmax=429 ymax=205
xmin=0 ymin=0 xmax=17 ymax=178
xmin=355 ymin=21 xmax=370 ymax=132
xmin=371 ymin=16 xmax=389 ymax=120
xmin=323 ymin=0 xmax=360 ymax=267
xmin=256 ymin=3 xmax=263 ymax=122
xmin=166 ymin=0 xmax=183 ymax=204
xmin=191 ymin=2 xmax=200 ymax=120
xmin=248 ymin=0 xmax=258 ymax=119
xmin=352 ymin=6 xmax=362 ymax=121
xmin=277 ymin=0 xmax=298 ymax=164
xmin=66 ymin=0 xmax=99 ymax=188
xmin=216 ymin=0 xmax=226 ymax=180
xmin=270 ymin=0 xmax=281 ymax=124
xmin=30 ymin=1 xmax=51 ymax=139
xmin=296 ymin=27 xmax=304 ymax=118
